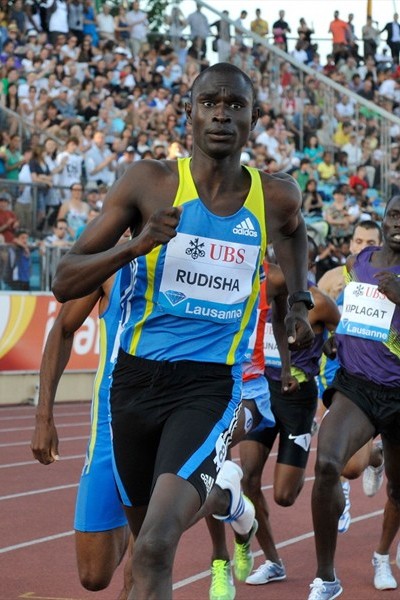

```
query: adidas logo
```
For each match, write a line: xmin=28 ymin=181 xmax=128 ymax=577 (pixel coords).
xmin=200 ymin=472 xmax=215 ymax=496
xmin=233 ymin=217 xmax=257 ymax=237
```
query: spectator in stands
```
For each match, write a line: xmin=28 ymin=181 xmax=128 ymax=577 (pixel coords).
xmin=362 ymin=16 xmax=380 ymax=61
xmin=329 ymin=10 xmax=350 ymax=63
xmin=3 ymin=228 xmax=33 ymax=290
xmin=289 ymin=99 xmax=321 ymax=150
xmin=5 ymin=134 xmax=23 ymax=187
xmin=349 ymin=165 xmax=370 ymax=192
xmin=317 ymin=150 xmax=338 ymax=184
xmin=0 ymin=192 xmax=19 ymax=243
xmin=272 ymin=9 xmax=291 ymax=52
xmin=332 ymin=120 xmax=353 ymax=149
xmin=335 ymin=93 xmax=356 ymax=121
xmin=293 ymin=157 xmax=314 ymax=191
xmin=187 ymin=2 xmax=210 ymax=59
xmin=324 ymin=187 xmax=357 ymax=243
xmin=291 ymin=39 xmax=309 ymax=64
xmin=83 ymin=0 xmax=99 ymax=47
xmin=55 ymin=136 xmax=83 ymax=198
xmin=43 ymin=217 xmax=73 ymax=247
xmin=68 ymin=0 xmax=85 ymax=44
xmin=126 ymin=1 xmax=148 ymax=58
xmin=380 ymin=13 xmax=400 ymax=65
xmin=15 ymin=147 xmax=33 ymax=231
xmin=29 ymin=144 xmax=53 ymax=230
xmin=57 ymin=181 xmax=90 ymax=239
xmin=342 ymin=131 xmax=363 ymax=173
xmin=250 ymin=8 xmax=268 ymax=43
xmin=85 ymin=130 xmax=116 ymax=187
xmin=346 ymin=13 xmax=360 ymax=63
xmin=46 ymin=0 xmax=69 ymax=46
xmin=97 ymin=1 xmax=115 ymax=43
xmin=164 ymin=5 xmax=186 ymax=52
xmin=303 ymin=133 xmax=324 ymax=166
xmin=115 ymin=145 xmax=136 ymax=180
xmin=210 ymin=10 xmax=231 ymax=63
xmin=302 ymin=178 xmax=329 ymax=246
xmin=314 ymin=238 xmax=348 ymax=282
xmin=335 ymin=151 xmax=351 ymax=183
xmin=297 ymin=17 xmax=314 ymax=45
xmin=233 ymin=10 xmax=248 ymax=47
xmin=358 ymin=77 xmax=376 ymax=101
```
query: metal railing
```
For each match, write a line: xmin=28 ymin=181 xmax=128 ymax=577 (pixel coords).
xmin=0 ymin=179 xmax=98 ymax=235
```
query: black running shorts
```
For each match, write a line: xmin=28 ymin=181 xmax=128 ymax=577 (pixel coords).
xmin=246 ymin=377 xmax=318 ymax=468
xmin=326 ymin=368 xmax=400 ymax=445
xmin=110 ymin=350 xmax=241 ymax=507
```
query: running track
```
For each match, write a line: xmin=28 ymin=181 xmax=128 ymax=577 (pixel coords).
xmin=1 ymin=402 xmax=398 ymax=600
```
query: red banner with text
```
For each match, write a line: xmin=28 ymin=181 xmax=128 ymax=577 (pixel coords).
xmin=0 ymin=293 xmax=99 ymax=372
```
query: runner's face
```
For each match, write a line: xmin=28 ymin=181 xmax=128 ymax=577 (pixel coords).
xmin=383 ymin=196 xmax=400 ymax=251
xmin=350 ymin=227 xmax=381 ymax=254
xmin=187 ymin=71 xmax=257 ymax=159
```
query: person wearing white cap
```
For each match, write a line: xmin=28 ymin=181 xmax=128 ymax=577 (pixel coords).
xmin=25 ymin=30 xmax=41 ymax=54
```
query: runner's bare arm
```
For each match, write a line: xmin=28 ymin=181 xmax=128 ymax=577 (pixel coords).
xmin=31 ymin=290 xmax=102 ymax=465
xmin=263 ymin=172 xmax=314 ymax=347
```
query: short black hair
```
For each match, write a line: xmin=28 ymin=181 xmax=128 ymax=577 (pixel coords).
xmin=352 ymin=220 xmax=382 ymax=242
xmin=384 ymin=194 xmax=400 ymax=216
xmin=190 ymin=62 xmax=256 ymax=106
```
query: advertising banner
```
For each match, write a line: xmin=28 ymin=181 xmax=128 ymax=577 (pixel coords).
xmin=0 ymin=293 xmax=99 ymax=372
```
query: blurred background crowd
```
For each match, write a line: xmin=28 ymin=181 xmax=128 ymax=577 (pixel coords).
xmin=0 ymin=0 xmax=399 ymax=291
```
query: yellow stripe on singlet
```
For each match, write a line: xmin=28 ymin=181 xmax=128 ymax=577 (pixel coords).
xmin=129 ymin=246 xmax=163 ymax=355
xmin=86 ymin=317 xmax=107 ymax=469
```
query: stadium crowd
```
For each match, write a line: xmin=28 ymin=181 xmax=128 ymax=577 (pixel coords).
xmin=0 ymin=0 xmax=400 ymax=290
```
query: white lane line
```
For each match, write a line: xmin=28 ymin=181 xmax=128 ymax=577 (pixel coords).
xmin=0 ymin=436 xmax=87 ymax=448
xmin=0 ymin=411 xmax=89 ymax=421
xmin=0 ymin=455 xmax=85 ymax=469
xmin=0 ymin=423 xmax=90 ymax=433
xmin=0 ymin=531 xmax=75 ymax=554
xmin=0 ymin=483 xmax=78 ymax=501
xmin=172 ymin=509 xmax=384 ymax=590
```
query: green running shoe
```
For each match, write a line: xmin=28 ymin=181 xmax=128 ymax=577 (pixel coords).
xmin=233 ymin=517 xmax=258 ymax=581
xmin=209 ymin=559 xmax=236 ymax=600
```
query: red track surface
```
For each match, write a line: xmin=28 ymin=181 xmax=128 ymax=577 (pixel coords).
xmin=1 ymin=402 xmax=398 ymax=600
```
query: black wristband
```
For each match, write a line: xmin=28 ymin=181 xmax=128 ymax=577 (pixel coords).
xmin=287 ymin=291 xmax=315 ymax=310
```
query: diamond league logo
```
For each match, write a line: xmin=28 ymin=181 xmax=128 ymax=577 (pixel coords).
xmin=164 ymin=290 xmax=187 ymax=306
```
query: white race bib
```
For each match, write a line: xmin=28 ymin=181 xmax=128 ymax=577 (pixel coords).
xmin=264 ymin=322 xmax=282 ymax=367
xmin=158 ymin=232 xmax=260 ymax=323
xmin=336 ymin=281 xmax=396 ymax=342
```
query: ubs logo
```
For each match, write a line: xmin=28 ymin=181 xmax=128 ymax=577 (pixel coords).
xmin=185 ymin=238 xmax=205 ymax=260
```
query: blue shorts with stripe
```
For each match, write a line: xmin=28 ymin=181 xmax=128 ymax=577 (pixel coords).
xmin=74 ymin=392 xmax=127 ymax=532
xmin=242 ymin=375 xmax=275 ymax=432
xmin=110 ymin=350 xmax=242 ymax=507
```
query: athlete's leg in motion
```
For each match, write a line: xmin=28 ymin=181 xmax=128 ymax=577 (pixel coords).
xmin=75 ymin=527 xmax=131 ymax=592
xmin=124 ymin=475 xmax=203 ymax=600
xmin=377 ymin=439 xmax=400 ymax=554
xmin=341 ymin=439 xmax=374 ymax=479
xmin=118 ymin=534 xmax=135 ymax=600
xmin=371 ymin=439 xmax=400 ymax=590
xmin=240 ymin=439 xmax=281 ymax=564
xmin=312 ymin=392 xmax=375 ymax=582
